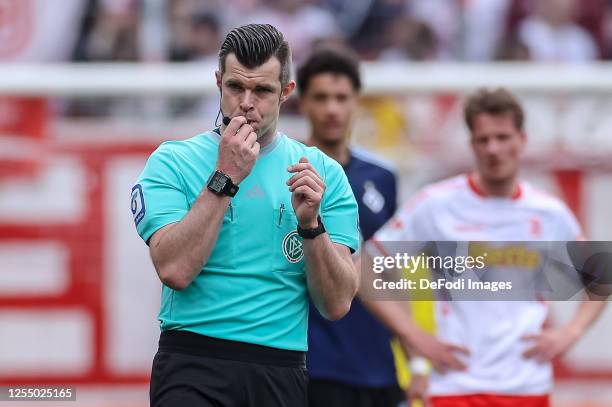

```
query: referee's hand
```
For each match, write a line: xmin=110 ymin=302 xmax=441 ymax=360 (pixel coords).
xmin=217 ymin=116 xmax=260 ymax=184
xmin=287 ymin=157 xmax=325 ymax=229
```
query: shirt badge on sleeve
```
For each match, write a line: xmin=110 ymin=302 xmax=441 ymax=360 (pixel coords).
xmin=131 ymin=184 xmax=146 ymax=226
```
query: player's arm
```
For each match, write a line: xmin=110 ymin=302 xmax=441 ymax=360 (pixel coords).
xmin=360 ymin=299 xmax=467 ymax=373
xmin=399 ymin=337 xmax=431 ymax=406
xmin=360 ymin=196 xmax=469 ymax=372
xmin=566 ymin=300 xmax=607 ymax=338
xmin=523 ymin=300 xmax=607 ymax=362
xmin=524 ymin=213 xmax=609 ymax=361
xmin=358 ymin=251 xmax=468 ymax=372
xmin=148 ymin=117 xmax=259 ymax=290
xmin=288 ymin=157 xmax=359 ymax=320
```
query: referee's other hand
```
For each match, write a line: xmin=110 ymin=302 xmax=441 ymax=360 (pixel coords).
xmin=217 ymin=116 xmax=260 ymax=185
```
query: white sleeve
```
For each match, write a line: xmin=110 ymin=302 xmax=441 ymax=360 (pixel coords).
xmin=554 ymin=203 xmax=584 ymax=240
xmin=365 ymin=191 xmax=434 ymax=257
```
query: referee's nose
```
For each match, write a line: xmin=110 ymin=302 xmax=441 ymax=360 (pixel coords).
xmin=239 ymin=91 xmax=255 ymax=114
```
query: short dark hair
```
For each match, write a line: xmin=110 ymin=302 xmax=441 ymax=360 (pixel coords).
xmin=464 ymin=88 xmax=525 ymax=131
xmin=297 ymin=47 xmax=362 ymax=94
xmin=219 ymin=24 xmax=292 ymax=85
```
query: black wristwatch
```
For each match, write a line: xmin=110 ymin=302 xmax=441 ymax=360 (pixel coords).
xmin=206 ymin=170 xmax=239 ymax=197
xmin=297 ymin=215 xmax=326 ymax=239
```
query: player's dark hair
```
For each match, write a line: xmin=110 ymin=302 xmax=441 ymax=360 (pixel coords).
xmin=297 ymin=47 xmax=361 ymax=94
xmin=219 ymin=24 xmax=291 ymax=85
xmin=464 ymin=88 xmax=525 ymax=131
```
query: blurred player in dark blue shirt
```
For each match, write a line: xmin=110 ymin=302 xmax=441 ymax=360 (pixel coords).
xmin=298 ymin=47 xmax=402 ymax=406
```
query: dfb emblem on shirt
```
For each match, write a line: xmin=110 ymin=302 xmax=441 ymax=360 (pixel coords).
xmin=362 ymin=181 xmax=385 ymax=214
xmin=282 ymin=231 xmax=304 ymax=263
xmin=131 ymin=184 xmax=146 ymax=226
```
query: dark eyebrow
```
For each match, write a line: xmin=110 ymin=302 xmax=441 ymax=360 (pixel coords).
xmin=255 ymin=84 xmax=275 ymax=92
xmin=225 ymin=79 xmax=243 ymax=87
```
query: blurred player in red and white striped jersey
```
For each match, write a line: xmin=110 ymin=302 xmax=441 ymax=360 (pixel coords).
xmin=365 ymin=88 xmax=606 ymax=407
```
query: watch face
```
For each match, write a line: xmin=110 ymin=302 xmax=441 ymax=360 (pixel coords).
xmin=210 ymin=172 xmax=227 ymax=191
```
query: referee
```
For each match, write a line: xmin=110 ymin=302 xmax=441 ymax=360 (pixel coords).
xmin=131 ymin=24 xmax=360 ymax=407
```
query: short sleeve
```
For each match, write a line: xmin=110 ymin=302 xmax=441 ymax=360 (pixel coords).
xmin=554 ymin=203 xmax=584 ymax=240
xmin=365 ymin=190 xmax=433 ymax=257
xmin=131 ymin=144 xmax=189 ymax=244
xmin=320 ymin=158 xmax=360 ymax=253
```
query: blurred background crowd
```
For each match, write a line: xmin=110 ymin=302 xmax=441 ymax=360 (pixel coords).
xmin=35 ymin=0 xmax=612 ymax=66
xmin=2 ymin=0 xmax=612 ymax=173
xmin=4 ymin=0 xmax=612 ymax=119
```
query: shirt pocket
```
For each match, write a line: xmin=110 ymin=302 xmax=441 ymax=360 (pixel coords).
xmin=272 ymin=204 xmax=306 ymax=275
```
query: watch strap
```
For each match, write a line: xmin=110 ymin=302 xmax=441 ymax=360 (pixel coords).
xmin=222 ymin=180 xmax=239 ymax=197
xmin=297 ymin=215 xmax=326 ymax=239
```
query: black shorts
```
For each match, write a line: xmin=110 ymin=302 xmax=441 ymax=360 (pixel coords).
xmin=150 ymin=330 xmax=308 ymax=407
xmin=308 ymin=379 xmax=404 ymax=407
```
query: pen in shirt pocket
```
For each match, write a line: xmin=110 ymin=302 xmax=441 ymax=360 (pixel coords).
xmin=278 ymin=203 xmax=284 ymax=226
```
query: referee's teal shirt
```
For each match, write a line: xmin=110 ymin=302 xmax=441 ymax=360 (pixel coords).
xmin=131 ymin=130 xmax=359 ymax=351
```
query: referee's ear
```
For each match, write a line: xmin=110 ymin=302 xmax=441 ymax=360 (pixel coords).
xmin=280 ymin=80 xmax=296 ymax=104
xmin=215 ymin=71 xmax=222 ymax=90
